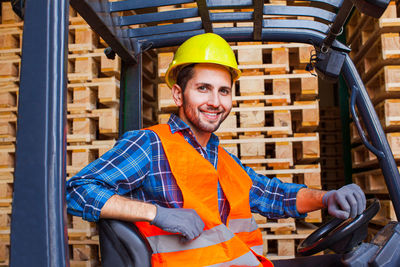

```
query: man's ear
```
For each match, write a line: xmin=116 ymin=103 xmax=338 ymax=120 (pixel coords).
xmin=171 ymin=84 xmax=183 ymax=107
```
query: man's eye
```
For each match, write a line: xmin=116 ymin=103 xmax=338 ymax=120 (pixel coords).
xmin=220 ymin=88 xmax=230 ymax=95
xmin=198 ymin=86 xmax=207 ymax=91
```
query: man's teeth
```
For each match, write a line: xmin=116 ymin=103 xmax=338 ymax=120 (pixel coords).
xmin=203 ymin=112 xmax=218 ymax=116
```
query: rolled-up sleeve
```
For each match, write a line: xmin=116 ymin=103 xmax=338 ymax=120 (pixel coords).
xmin=229 ymin=153 xmax=307 ymax=219
xmin=66 ymin=130 xmax=152 ymax=222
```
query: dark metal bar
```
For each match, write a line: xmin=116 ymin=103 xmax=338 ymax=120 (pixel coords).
xmin=135 ymin=27 xmax=350 ymax=52
xmin=70 ymin=0 xmax=137 ymax=63
xmin=253 ymin=0 xmax=263 ymax=40
xmin=128 ymin=21 xmax=203 ymax=38
xmin=120 ymin=54 xmax=143 ymax=133
xmin=263 ymin=19 xmax=329 ymax=34
xmin=119 ymin=8 xmax=198 ymax=26
xmin=196 ymin=0 xmax=213 ymax=33
xmin=337 ymin=31 xmax=354 ymax=186
xmin=320 ymin=0 xmax=353 ymax=52
xmin=136 ymin=29 xmax=205 ymax=48
xmin=110 ymin=0 xmax=194 ymax=12
xmin=10 ymin=0 xmax=70 ymax=265
xmin=302 ymin=0 xmax=343 ymax=8
xmin=206 ymin=0 xmax=253 ymax=8
xmin=342 ymin=55 xmax=400 ymax=221
xmin=263 ymin=5 xmax=336 ymax=23
xmin=210 ymin=11 xmax=252 ymax=21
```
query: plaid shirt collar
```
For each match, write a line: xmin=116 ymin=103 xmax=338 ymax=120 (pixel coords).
xmin=167 ymin=113 xmax=220 ymax=148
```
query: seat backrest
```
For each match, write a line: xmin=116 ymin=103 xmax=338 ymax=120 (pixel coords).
xmin=99 ymin=219 xmax=152 ymax=267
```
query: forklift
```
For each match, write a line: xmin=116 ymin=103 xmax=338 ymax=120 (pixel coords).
xmin=7 ymin=0 xmax=400 ymax=266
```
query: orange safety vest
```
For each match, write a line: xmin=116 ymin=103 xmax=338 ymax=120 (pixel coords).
xmin=136 ymin=124 xmax=273 ymax=267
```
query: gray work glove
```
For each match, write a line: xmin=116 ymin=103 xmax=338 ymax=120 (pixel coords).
xmin=322 ymin=184 xmax=366 ymax=220
xmin=151 ymin=204 xmax=205 ymax=241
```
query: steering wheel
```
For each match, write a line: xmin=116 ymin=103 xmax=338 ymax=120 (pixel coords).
xmin=297 ymin=198 xmax=380 ymax=256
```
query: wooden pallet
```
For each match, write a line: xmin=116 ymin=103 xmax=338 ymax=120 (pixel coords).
xmin=68 ymin=77 xmax=120 ymax=109
xmin=262 ymin=221 xmax=317 ymax=259
xmin=67 ymin=107 xmax=119 ymax=141
xmin=0 ymin=55 xmax=20 ymax=80
xmin=293 ymin=133 xmax=320 ymax=163
xmin=347 ymin=1 xmax=399 ymax=54
xmin=0 ymin=24 xmax=23 ymax=56
xmin=69 ymin=24 xmax=101 ymax=53
xmin=0 ymin=236 xmax=10 ymax=266
xmin=67 ymin=50 xmax=121 ymax=82
xmin=68 ymin=239 xmax=100 ymax=267
xmin=346 ymin=2 xmax=400 ymax=83
xmin=352 ymin=167 xmax=400 ymax=194
xmin=352 ymin=132 xmax=400 ymax=169
xmin=365 ymin=65 xmax=400 ymax=104
xmin=375 ymin=98 xmax=400 ymax=130
xmin=355 ymin=33 xmax=400 ymax=83
xmin=371 ymin=200 xmax=396 ymax=226
xmin=232 ymin=43 xmax=315 ymax=71
xmin=0 ymin=204 xmax=10 ymax=222
xmin=66 ymin=140 xmax=115 ymax=177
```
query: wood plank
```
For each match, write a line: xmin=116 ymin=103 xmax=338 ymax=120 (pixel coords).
xmin=257 ymin=164 xmax=320 ymax=176
xmin=231 ymin=101 xmax=318 ymax=112
xmin=220 ymin=134 xmax=318 ymax=145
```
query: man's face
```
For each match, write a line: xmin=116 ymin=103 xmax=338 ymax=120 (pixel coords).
xmin=173 ymin=63 xmax=233 ymax=138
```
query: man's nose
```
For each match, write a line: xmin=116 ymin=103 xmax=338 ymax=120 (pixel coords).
xmin=208 ymin=90 xmax=220 ymax=107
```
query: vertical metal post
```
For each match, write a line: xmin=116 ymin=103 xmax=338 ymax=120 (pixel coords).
xmin=10 ymin=0 xmax=70 ymax=266
xmin=337 ymin=29 xmax=353 ymax=185
xmin=119 ymin=53 xmax=143 ymax=134
xmin=338 ymin=75 xmax=353 ymax=185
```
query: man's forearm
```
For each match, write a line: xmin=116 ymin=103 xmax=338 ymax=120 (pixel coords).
xmin=100 ymin=195 xmax=157 ymax=222
xmin=296 ymin=188 xmax=326 ymax=214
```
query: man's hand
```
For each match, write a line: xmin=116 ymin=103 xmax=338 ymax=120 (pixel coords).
xmin=151 ymin=205 xmax=205 ymax=241
xmin=323 ymin=184 xmax=366 ymax=219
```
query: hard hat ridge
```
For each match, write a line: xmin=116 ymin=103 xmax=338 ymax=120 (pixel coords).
xmin=165 ymin=33 xmax=241 ymax=88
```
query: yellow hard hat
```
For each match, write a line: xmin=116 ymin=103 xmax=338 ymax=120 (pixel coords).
xmin=165 ymin=33 xmax=241 ymax=88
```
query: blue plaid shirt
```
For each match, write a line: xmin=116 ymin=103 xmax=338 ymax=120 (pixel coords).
xmin=66 ymin=114 xmax=306 ymax=223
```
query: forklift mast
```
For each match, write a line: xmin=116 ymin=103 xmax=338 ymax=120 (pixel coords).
xmin=9 ymin=0 xmax=400 ymax=266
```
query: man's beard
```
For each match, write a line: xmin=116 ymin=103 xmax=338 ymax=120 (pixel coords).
xmin=182 ymin=101 xmax=229 ymax=133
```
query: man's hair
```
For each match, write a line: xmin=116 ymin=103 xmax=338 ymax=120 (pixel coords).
xmin=176 ymin=64 xmax=196 ymax=92
xmin=176 ymin=63 xmax=234 ymax=92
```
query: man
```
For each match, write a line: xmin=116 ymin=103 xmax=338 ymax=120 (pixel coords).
xmin=66 ymin=33 xmax=366 ymax=266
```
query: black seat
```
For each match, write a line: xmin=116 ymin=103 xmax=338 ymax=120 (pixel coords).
xmin=99 ymin=219 xmax=152 ymax=267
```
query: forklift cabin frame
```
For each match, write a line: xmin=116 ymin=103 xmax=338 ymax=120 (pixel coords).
xmin=8 ymin=0 xmax=400 ymax=266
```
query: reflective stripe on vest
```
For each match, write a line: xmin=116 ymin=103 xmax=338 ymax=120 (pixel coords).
xmin=206 ymin=251 xmax=261 ymax=267
xmin=147 ymin=224 xmax=234 ymax=253
xmin=138 ymin=124 xmax=273 ymax=267
xmin=228 ymin=217 xmax=259 ymax=233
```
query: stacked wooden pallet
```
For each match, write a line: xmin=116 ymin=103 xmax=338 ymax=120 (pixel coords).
xmin=67 ymin=7 xmax=157 ymax=266
xmin=319 ymin=107 xmax=345 ymax=191
xmin=0 ymin=2 xmax=22 ymax=265
xmin=346 ymin=1 xmax=399 ymax=230
xmin=66 ymin=8 xmax=120 ymax=266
